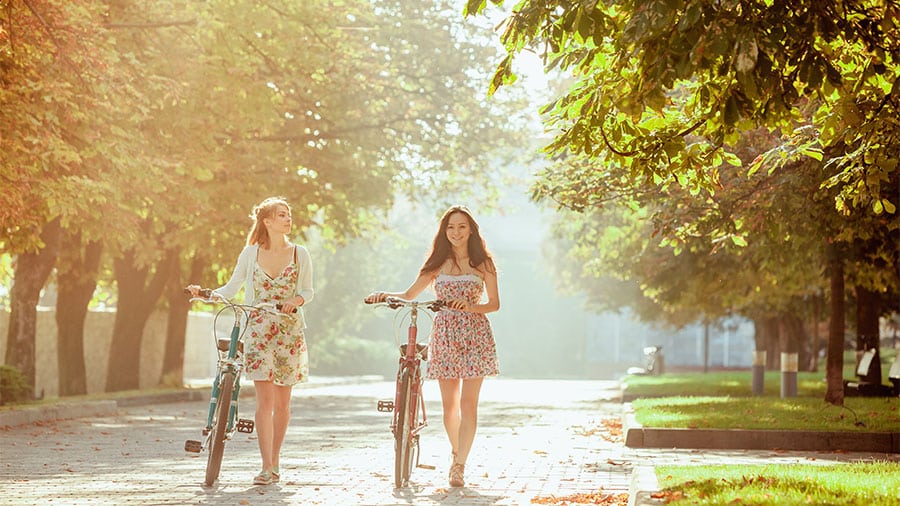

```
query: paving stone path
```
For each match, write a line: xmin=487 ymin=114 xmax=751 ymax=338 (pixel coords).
xmin=2 ymin=378 xmax=895 ymax=505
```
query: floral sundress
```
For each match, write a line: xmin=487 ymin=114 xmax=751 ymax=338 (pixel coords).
xmin=244 ymin=251 xmax=309 ymax=385
xmin=427 ymin=273 xmax=499 ymax=379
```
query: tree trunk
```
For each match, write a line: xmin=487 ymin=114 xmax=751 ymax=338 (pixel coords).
xmin=758 ymin=317 xmax=780 ymax=370
xmin=105 ymin=249 xmax=174 ymax=392
xmin=824 ymin=253 xmax=845 ymax=406
xmin=809 ymin=294 xmax=823 ymax=372
xmin=4 ymin=218 xmax=61 ymax=395
xmin=855 ymin=286 xmax=881 ymax=384
xmin=778 ymin=314 xmax=805 ymax=358
xmin=55 ymin=233 xmax=103 ymax=396
xmin=160 ymin=254 xmax=203 ymax=387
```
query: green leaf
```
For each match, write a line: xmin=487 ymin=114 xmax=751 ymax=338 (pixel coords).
xmin=462 ymin=0 xmax=486 ymax=16
xmin=730 ymin=235 xmax=748 ymax=247
xmin=798 ymin=147 xmax=824 ymax=161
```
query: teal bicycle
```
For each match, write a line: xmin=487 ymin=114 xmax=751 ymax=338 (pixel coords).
xmin=183 ymin=288 xmax=289 ymax=486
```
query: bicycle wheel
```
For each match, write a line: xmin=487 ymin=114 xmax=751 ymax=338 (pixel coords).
xmin=394 ymin=369 xmax=416 ymax=488
xmin=205 ymin=371 xmax=234 ymax=486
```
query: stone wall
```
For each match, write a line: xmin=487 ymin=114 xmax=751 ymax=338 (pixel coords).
xmin=0 ymin=309 xmax=218 ymax=398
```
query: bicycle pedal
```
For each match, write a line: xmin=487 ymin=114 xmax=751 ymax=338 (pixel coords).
xmin=237 ymin=418 xmax=254 ymax=433
xmin=377 ymin=399 xmax=394 ymax=412
xmin=184 ymin=440 xmax=202 ymax=453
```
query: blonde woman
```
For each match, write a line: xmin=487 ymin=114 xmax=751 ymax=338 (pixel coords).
xmin=188 ymin=196 xmax=313 ymax=485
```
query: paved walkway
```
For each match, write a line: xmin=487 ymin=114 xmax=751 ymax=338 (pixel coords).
xmin=1 ymin=379 xmax=896 ymax=505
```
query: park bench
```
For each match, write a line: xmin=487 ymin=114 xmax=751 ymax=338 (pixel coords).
xmin=889 ymin=353 xmax=900 ymax=396
xmin=843 ymin=348 xmax=895 ymax=397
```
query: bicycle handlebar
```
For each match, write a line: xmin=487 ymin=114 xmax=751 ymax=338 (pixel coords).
xmin=366 ymin=297 xmax=445 ymax=313
xmin=183 ymin=287 xmax=297 ymax=313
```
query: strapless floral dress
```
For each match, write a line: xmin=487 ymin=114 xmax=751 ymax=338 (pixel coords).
xmin=427 ymin=273 xmax=499 ymax=379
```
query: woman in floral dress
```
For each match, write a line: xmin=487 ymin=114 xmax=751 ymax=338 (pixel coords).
xmin=366 ymin=205 xmax=499 ymax=488
xmin=188 ymin=196 xmax=313 ymax=486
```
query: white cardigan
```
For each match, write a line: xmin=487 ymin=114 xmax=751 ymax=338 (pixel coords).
xmin=214 ymin=244 xmax=314 ymax=329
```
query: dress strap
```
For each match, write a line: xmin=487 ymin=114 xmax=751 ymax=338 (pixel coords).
xmin=293 ymin=245 xmax=298 ymax=264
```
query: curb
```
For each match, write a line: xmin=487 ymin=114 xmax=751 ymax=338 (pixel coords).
xmin=628 ymin=465 xmax=664 ymax=506
xmin=622 ymin=402 xmax=900 ymax=453
xmin=114 ymin=389 xmax=211 ymax=407
xmin=621 ymin=402 xmax=900 ymax=505
xmin=0 ymin=400 xmax=118 ymax=428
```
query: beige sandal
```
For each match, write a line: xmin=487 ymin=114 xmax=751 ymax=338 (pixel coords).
xmin=253 ymin=470 xmax=274 ymax=485
xmin=449 ymin=462 xmax=465 ymax=487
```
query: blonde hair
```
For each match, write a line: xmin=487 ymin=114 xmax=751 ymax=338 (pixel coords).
xmin=246 ymin=197 xmax=291 ymax=247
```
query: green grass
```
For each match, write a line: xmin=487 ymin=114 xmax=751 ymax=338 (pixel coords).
xmin=656 ymin=461 xmax=900 ymax=506
xmin=623 ymin=370 xmax=829 ymax=398
xmin=623 ymin=349 xmax=900 ymax=432
xmin=632 ymin=395 xmax=899 ymax=432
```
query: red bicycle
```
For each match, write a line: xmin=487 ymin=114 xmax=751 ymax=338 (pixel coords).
xmin=367 ymin=296 xmax=444 ymax=488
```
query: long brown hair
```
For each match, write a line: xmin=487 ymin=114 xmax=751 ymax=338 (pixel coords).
xmin=246 ymin=197 xmax=290 ymax=248
xmin=420 ymin=205 xmax=496 ymax=276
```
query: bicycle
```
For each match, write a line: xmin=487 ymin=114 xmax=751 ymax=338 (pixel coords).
xmin=367 ymin=296 xmax=444 ymax=488
xmin=183 ymin=287 xmax=290 ymax=486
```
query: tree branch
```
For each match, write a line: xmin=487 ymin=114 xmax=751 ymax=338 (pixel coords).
xmin=104 ymin=20 xmax=197 ymax=29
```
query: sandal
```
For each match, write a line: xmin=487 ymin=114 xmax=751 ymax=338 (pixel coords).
xmin=271 ymin=466 xmax=280 ymax=483
xmin=449 ymin=462 xmax=465 ymax=488
xmin=253 ymin=470 xmax=274 ymax=485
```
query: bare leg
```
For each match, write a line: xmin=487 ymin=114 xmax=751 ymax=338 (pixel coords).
xmin=254 ymin=380 xmax=275 ymax=471
xmin=270 ymin=384 xmax=293 ymax=470
xmin=438 ymin=379 xmax=462 ymax=456
xmin=455 ymin=377 xmax=484 ymax=465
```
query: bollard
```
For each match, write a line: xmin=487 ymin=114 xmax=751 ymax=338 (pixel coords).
xmin=752 ymin=350 xmax=766 ymax=395
xmin=780 ymin=352 xmax=798 ymax=398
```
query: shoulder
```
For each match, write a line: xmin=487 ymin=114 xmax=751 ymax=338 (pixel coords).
xmin=476 ymin=257 xmax=497 ymax=276
xmin=293 ymin=244 xmax=311 ymax=257
xmin=420 ymin=266 xmax=441 ymax=282
xmin=238 ymin=244 xmax=259 ymax=266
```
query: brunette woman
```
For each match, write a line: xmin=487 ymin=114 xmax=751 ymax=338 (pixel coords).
xmin=366 ymin=205 xmax=499 ymax=487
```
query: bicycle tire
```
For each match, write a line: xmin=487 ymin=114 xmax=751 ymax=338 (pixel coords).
xmin=394 ymin=369 xmax=415 ymax=488
xmin=205 ymin=371 xmax=234 ymax=486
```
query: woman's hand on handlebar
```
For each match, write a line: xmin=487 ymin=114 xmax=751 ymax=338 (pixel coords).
xmin=445 ymin=299 xmax=470 ymax=312
xmin=184 ymin=285 xmax=217 ymax=301
xmin=364 ymin=291 xmax=387 ymax=304
xmin=279 ymin=295 xmax=304 ymax=314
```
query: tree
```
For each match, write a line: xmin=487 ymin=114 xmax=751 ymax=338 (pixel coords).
xmin=55 ymin=232 xmax=102 ymax=395
xmin=4 ymin=219 xmax=60 ymax=395
xmin=2 ymin=0 xmax=160 ymax=393
xmin=470 ymin=0 xmax=900 ymax=405
xmin=4 ymin=0 xmax=533 ymax=393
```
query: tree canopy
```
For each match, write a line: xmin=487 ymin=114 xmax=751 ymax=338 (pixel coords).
xmin=468 ymin=0 xmax=899 ymax=403
xmin=1 ymin=0 xmax=534 ymax=392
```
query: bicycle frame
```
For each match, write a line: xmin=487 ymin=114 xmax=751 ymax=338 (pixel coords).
xmin=205 ymin=313 xmax=245 ymax=435
xmin=393 ymin=307 xmax=427 ymax=444
xmin=371 ymin=297 xmax=443 ymax=488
